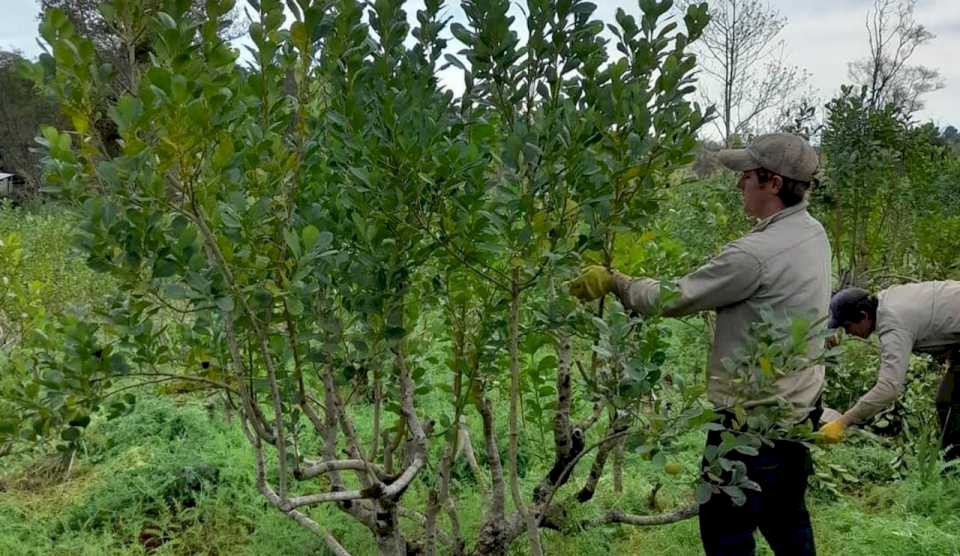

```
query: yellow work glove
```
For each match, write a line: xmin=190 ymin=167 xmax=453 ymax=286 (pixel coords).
xmin=818 ymin=419 xmax=846 ymax=444
xmin=568 ymin=265 xmax=614 ymax=302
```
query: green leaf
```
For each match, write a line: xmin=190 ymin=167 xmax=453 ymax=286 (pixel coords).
xmin=315 ymin=231 xmax=333 ymax=251
xmin=284 ymin=228 xmax=302 ymax=258
xmin=217 ymin=43 xmax=240 ymax=67
xmin=443 ymin=54 xmax=466 ymax=71
xmin=327 ymin=111 xmax=348 ymax=128
xmin=638 ymin=0 xmax=672 ymax=31
xmin=171 ymin=74 xmax=189 ymax=102
xmin=109 ymin=354 xmax=130 ymax=375
xmin=695 ymin=481 xmax=712 ymax=504
xmin=537 ymin=355 xmax=558 ymax=372
xmin=449 ymin=23 xmax=473 ymax=45
xmin=68 ymin=415 xmax=91 ymax=428
xmin=302 ymin=225 xmax=320 ymax=250
xmin=216 ymin=296 xmax=235 ymax=312
xmin=56 ymin=131 xmax=72 ymax=152
xmin=157 ymin=12 xmax=178 ymax=29
xmin=98 ymin=3 xmax=117 ymax=21
xmin=684 ymin=3 xmax=710 ymax=39
xmin=153 ymin=258 xmax=177 ymax=279
xmin=287 ymin=296 xmax=304 ymax=316
xmin=212 ymin=136 xmax=235 ymax=169
xmin=111 ymin=96 xmax=143 ymax=132
xmin=572 ymin=2 xmax=597 ymax=16
xmin=162 ymin=283 xmax=192 ymax=300
xmin=348 ymin=166 xmax=370 ymax=186
xmin=147 ymin=67 xmax=172 ymax=95
xmin=290 ymin=21 xmax=308 ymax=47
xmin=218 ymin=203 xmax=241 ymax=229
xmin=438 ymin=413 xmax=451 ymax=429
xmin=61 ymin=427 xmax=81 ymax=442
xmin=720 ymin=485 xmax=746 ymax=506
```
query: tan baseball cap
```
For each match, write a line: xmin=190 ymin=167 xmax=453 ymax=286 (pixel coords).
xmin=717 ymin=133 xmax=818 ymax=182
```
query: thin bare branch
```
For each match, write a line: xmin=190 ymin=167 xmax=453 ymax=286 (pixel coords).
xmin=296 ymin=459 xmax=375 ymax=480
xmin=586 ymin=504 xmax=700 ymax=528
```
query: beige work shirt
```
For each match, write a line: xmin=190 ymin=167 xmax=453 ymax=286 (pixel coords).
xmin=846 ymin=281 xmax=960 ymax=424
xmin=611 ymin=201 xmax=832 ymax=423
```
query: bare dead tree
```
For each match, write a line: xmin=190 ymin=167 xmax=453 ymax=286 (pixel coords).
xmin=776 ymin=95 xmax=824 ymax=143
xmin=847 ymin=0 xmax=944 ymax=113
xmin=676 ymin=0 xmax=810 ymax=145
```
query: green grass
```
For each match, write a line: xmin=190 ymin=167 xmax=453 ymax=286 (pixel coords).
xmin=2 ymin=203 xmax=959 ymax=555
xmin=0 ymin=201 xmax=113 ymax=316
xmin=0 ymin=398 xmax=324 ymax=555
xmin=1 ymin=395 xmax=958 ymax=555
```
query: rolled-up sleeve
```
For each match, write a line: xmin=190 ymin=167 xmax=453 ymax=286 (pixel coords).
xmin=846 ymin=327 xmax=914 ymax=424
xmin=611 ymin=245 xmax=762 ymax=317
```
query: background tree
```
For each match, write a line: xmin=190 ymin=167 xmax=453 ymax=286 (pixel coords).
xmin=37 ymin=0 xmax=248 ymax=156
xmin=817 ymin=86 xmax=958 ymax=288
xmin=10 ymin=1 xmax=730 ymax=554
xmin=847 ymin=0 xmax=944 ymax=114
xmin=3 ymin=0 xmax=957 ymax=553
xmin=0 ymin=50 xmax=61 ymax=196
xmin=815 ymin=0 xmax=951 ymax=289
xmin=40 ymin=0 xmax=247 ymax=94
xmin=940 ymin=125 xmax=960 ymax=152
xmin=776 ymin=95 xmax=824 ymax=142
xmin=674 ymin=0 xmax=808 ymax=145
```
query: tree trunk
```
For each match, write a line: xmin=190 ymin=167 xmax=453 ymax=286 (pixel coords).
xmin=613 ymin=441 xmax=625 ymax=494
xmin=375 ymin=520 xmax=406 ymax=556
xmin=506 ymin=270 xmax=543 ymax=556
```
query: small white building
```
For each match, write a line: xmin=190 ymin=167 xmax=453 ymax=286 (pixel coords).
xmin=0 ymin=173 xmax=13 ymax=197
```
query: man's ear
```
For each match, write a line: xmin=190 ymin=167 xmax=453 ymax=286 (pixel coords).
xmin=768 ymin=174 xmax=783 ymax=194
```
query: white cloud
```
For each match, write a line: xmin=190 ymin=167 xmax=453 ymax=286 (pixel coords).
xmin=0 ymin=0 xmax=41 ymax=57
xmin=780 ymin=0 xmax=959 ymax=125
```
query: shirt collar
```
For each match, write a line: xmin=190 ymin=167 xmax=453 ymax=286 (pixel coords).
xmin=751 ymin=201 xmax=809 ymax=233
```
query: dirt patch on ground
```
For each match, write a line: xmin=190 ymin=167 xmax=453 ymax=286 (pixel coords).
xmin=0 ymin=454 xmax=101 ymax=517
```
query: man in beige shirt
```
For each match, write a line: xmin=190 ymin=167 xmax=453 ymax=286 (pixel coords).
xmin=820 ymin=282 xmax=960 ymax=458
xmin=570 ymin=133 xmax=830 ymax=556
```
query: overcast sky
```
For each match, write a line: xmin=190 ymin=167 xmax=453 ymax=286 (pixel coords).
xmin=2 ymin=0 xmax=958 ymax=130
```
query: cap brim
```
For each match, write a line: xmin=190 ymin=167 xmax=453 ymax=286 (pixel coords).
xmin=717 ymin=149 xmax=761 ymax=172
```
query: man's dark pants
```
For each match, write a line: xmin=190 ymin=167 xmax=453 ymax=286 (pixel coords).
xmin=699 ymin=413 xmax=818 ymax=556
xmin=935 ymin=349 xmax=960 ymax=460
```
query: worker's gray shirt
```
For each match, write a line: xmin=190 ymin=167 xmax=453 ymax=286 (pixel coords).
xmin=612 ymin=201 xmax=832 ymax=422
xmin=847 ymin=281 xmax=960 ymax=424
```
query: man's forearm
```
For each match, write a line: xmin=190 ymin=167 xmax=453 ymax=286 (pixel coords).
xmin=610 ymin=271 xmax=660 ymax=315
xmin=841 ymin=376 xmax=904 ymax=426
xmin=837 ymin=411 xmax=857 ymax=427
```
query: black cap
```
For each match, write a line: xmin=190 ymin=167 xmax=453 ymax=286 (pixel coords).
xmin=828 ymin=287 xmax=871 ymax=329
